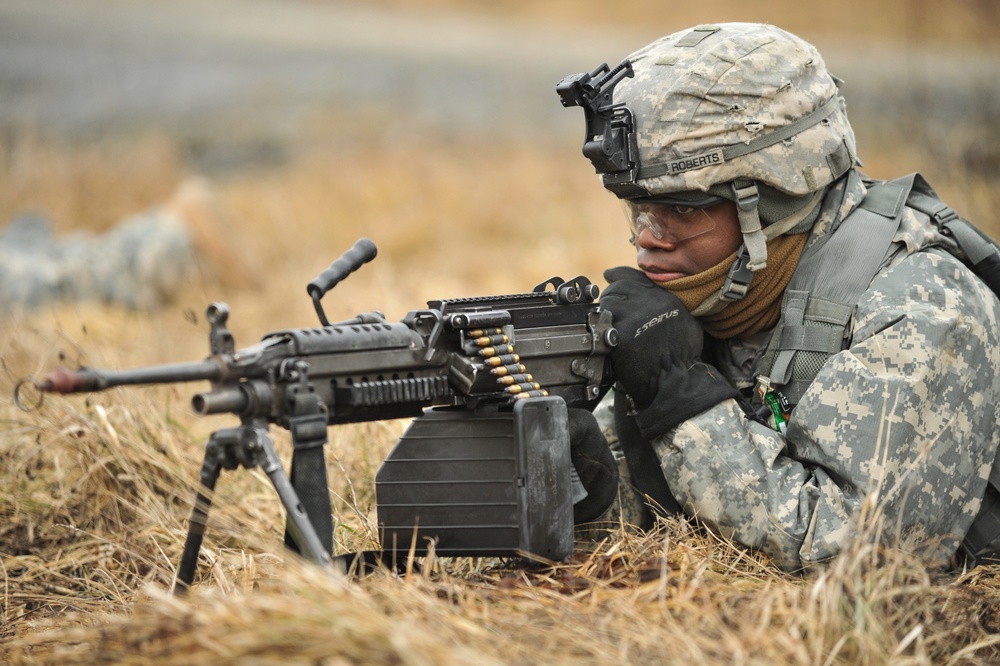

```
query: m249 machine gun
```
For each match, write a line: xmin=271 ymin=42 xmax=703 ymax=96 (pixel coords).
xmin=17 ymin=239 xmax=618 ymax=589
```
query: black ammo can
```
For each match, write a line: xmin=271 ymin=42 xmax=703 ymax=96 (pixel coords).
xmin=375 ymin=396 xmax=573 ymax=561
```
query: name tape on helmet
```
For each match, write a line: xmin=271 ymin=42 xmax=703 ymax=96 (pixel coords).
xmin=665 ymin=149 xmax=725 ymax=175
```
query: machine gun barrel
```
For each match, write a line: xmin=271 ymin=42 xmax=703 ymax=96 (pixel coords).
xmin=37 ymin=359 xmax=225 ymax=394
xmin=191 ymin=386 xmax=250 ymax=416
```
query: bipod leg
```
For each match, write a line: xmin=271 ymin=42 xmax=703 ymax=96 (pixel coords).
xmin=174 ymin=429 xmax=231 ymax=594
xmin=284 ymin=388 xmax=334 ymax=557
xmin=173 ymin=425 xmax=340 ymax=594
xmin=246 ymin=428 xmax=336 ymax=572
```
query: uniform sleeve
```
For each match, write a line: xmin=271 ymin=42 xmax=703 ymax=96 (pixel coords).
xmin=650 ymin=249 xmax=1000 ymax=570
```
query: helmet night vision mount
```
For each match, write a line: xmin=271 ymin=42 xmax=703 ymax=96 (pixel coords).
xmin=556 ymin=59 xmax=643 ymax=197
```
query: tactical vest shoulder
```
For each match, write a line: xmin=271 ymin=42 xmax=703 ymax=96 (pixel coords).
xmin=755 ymin=172 xmax=1000 ymax=563
xmin=757 ymin=173 xmax=1000 ymax=406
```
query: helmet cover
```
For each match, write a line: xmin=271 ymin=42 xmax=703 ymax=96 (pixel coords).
xmin=614 ymin=23 xmax=858 ymax=199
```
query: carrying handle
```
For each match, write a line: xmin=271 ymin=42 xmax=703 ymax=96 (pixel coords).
xmin=307 ymin=238 xmax=378 ymax=326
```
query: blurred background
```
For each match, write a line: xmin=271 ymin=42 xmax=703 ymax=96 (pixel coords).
xmin=1 ymin=0 xmax=998 ymax=347
xmin=2 ymin=1 xmax=998 ymax=159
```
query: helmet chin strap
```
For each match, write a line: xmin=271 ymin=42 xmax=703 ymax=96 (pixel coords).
xmin=699 ymin=179 xmax=766 ymax=309
xmin=731 ymin=180 xmax=768 ymax=273
xmin=690 ymin=185 xmax=824 ymax=317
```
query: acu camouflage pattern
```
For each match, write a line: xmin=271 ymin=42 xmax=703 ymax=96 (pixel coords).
xmin=0 ymin=209 xmax=196 ymax=311
xmin=616 ymin=23 xmax=857 ymax=197
xmin=646 ymin=177 xmax=1000 ymax=571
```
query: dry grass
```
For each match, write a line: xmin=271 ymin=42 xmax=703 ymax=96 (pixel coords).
xmin=5 ymin=387 xmax=1000 ymax=665
xmin=3 ymin=93 xmax=1000 ymax=664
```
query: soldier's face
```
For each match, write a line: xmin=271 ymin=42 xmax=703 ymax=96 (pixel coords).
xmin=634 ymin=200 xmax=743 ymax=282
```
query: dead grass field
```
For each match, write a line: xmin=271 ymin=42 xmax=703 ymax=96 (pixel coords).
xmin=3 ymin=2 xmax=1000 ymax=663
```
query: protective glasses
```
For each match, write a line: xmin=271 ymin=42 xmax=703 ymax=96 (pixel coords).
xmin=624 ymin=194 xmax=725 ymax=246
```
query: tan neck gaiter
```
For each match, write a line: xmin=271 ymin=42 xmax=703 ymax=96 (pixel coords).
xmin=654 ymin=232 xmax=809 ymax=339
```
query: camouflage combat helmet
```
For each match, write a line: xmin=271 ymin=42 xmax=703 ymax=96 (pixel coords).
xmin=558 ymin=23 xmax=859 ymax=297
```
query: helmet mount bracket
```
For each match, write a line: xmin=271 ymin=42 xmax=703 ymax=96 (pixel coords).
xmin=556 ymin=60 xmax=645 ymax=196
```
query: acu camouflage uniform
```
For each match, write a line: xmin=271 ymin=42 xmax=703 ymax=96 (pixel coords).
xmin=648 ymin=171 xmax=1000 ymax=571
xmin=584 ymin=24 xmax=1000 ymax=570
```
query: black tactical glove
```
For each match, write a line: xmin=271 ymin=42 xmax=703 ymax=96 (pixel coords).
xmin=567 ymin=408 xmax=619 ymax=524
xmin=600 ymin=266 xmax=740 ymax=441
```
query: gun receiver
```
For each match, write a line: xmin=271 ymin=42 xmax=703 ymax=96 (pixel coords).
xmin=19 ymin=238 xmax=618 ymax=586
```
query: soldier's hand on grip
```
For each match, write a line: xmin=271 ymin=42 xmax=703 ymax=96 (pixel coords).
xmin=600 ymin=266 xmax=739 ymax=441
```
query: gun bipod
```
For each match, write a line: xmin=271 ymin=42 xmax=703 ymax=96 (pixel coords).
xmin=173 ymin=424 xmax=337 ymax=594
